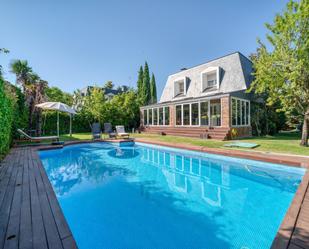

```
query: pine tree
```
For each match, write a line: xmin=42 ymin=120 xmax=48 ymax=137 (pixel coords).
xmin=150 ymin=73 xmax=157 ymax=104
xmin=142 ymin=62 xmax=151 ymax=105
xmin=137 ymin=66 xmax=143 ymax=100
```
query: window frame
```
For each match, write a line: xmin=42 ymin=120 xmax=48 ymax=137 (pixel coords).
xmin=190 ymin=102 xmax=200 ymax=126
xmin=174 ymin=99 xmax=222 ymax=127
xmin=143 ymin=106 xmax=171 ymax=126
xmin=231 ymin=97 xmax=250 ymax=127
xmin=164 ymin=106 xmax=170 ymax=126
xmin=200 ymin=67 xmax=220 ymax=92
xmin=173 ymin=77 xmax=187 ymax=98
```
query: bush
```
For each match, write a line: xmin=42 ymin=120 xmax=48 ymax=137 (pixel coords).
xmin=0 ymin=78 xmax=13 ymax=158
xmin=0 ymin=79 xmax=28 ymax=159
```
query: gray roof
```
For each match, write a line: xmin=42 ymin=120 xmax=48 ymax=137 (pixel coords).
xmin=159 ymin=52 xmax=253 ymax=103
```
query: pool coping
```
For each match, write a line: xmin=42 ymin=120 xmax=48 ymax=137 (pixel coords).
xmin=35 ymin=139 xmax=309 ymax=249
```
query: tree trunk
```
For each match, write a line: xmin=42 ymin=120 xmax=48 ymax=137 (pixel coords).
xmin=300 ymin=110 xmax=309 ymax=146
xmin=36 ymin=110 xmax=42 ymax=136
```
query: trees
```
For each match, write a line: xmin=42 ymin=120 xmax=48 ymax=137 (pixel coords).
xmin=137 ymin=62 xmax=157 ymax=105
xmin=137 ymin=66 xmax=144 ymax=101
xmin=83 ymin=87 xmax=106 ymax=124
xmin=10 ymin=60 xmax=33 ymax=93
xmin=0 ymin=78 xmax=13 ymax=158
xmin=142 ymin=62 xmax=151 ymax=105
xmin=250 ymin=0 xmax=309 ymax=146
xmin=46 ymin=86 xmax=73 ymax=105
xmin=10 ymin=60 xmax=49 ymax=133
xmin=150 ymin=73 xmax=157 ymax=104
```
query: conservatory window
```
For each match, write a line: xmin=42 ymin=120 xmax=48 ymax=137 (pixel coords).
xmin=159 ymin=107 xmax=164 ymax=125
xmin=164 ymin=106 xmax=170 ymax=125
xmin=183 ymin=104 xmax=190 ymax=125
xmin=149 ymin=108 xmax=153 ymax=125
xmin=153 ymin=108 xmax=158 ymax=125
xmin=200 ymin=101 xmax=209 ymax=126
xmin=144 ymin=109 xmax=148 ymax=125
xmin=232 ymin=98 xmax=237 ymax=126
xmin=176 ymin=105 xmax=182 ymax=125
xmin=191 ymin=103 xmax=199 ymax=126
xmin=231 ymin=98 xmax=250 ymax=126
xmin=237 ymin=99 xmax=241 ymax=125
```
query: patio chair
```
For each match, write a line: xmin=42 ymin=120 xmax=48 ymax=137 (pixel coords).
xmin=116 ymin=125 xmax=130 ymax=139
xmin=91 ymin=123 xmax=102 ymax=140
xmin=104 ymin=123 xmax=117 ymax=139
xmin=17 ymin=129 xmax=59 ymax=142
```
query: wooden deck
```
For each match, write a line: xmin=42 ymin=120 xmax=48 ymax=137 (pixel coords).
xmin=0 ymin=147 xmax=77 ymax=249
xmin=0 ymin=142 xmax=308 ymax=249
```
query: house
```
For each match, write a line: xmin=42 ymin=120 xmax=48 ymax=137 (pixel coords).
xmin=140 ymin=52 xmax=253 ymax=140
xmin=80 ymin=85 xmax=127 ymax=100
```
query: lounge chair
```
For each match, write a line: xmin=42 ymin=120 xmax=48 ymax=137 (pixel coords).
xmin=104 ymin=123 xmax=116 ymax=139
xmin=17 ymin=129 xmax=59 ymax=142
xmin=116 ymin=125 xmax=130 ymax=139
xmin=91 ymin=123 xmax=102 ymax=140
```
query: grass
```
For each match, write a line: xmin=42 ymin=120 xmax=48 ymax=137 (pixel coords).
xmin=131 ymin=132 xmax=309 ymax=156
xmin=16 ymin=131 xmax=309 ymax=156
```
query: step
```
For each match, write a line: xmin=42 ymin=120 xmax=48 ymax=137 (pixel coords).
xmin=143 ymin=130 xmax=228 ymax=140
xmin=144 ymin=129 xmax=229 ymax=135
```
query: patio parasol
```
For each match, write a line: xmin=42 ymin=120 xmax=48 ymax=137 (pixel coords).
xmin=35 ymin=102 xmax=77 ymax=137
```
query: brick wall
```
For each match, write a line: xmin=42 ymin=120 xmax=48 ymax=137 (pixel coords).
xmin=221 ymin=96 xmax=230 ymax=127
xmin=169 ymin=105 xmax=174 ymax=126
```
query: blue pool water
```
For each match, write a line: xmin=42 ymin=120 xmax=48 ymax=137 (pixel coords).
xmin=39 ymin=142 xmax=305 ymax=249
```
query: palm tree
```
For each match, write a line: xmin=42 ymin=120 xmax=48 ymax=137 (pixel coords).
xmin=10 ymin=60 xmax=33 ymax=92
xmin=10 ymin=60 xmax=47 ymax=132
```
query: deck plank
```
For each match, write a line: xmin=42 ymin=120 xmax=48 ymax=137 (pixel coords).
xmin=3 ymin=148 xmax=24 ymax=249
xmin=0 ymin=148 xmax=20 ymax=249
xmin=19 ymin=148 xmax=33 ymax=249
xmin=29 ymin=151 xmax=48 ymax=249
xmin=31 ymin=150 xmax=63 ymax=249
xmin=34 ymin=151 xmax=72 ymax=240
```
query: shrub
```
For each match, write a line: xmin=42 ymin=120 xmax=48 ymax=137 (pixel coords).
xmin=0 ymin=78 xmax=13 ymax=158
xmin=0 ymin=79 xmax=28 ymax=159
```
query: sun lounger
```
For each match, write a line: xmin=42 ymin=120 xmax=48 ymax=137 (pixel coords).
xmin=92 ymin=123 xmax=102 ymax=140
xmin=17 ymin=129 xmax=59 ymax=142
xmin=104 ymin=123 xmax=117 ymax=139
xmin=116 ymin=126 xmax=130 ymax=139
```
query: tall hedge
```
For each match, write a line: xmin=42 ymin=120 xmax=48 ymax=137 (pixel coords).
xmin=0 ymin=78 xmax=13 ymax=158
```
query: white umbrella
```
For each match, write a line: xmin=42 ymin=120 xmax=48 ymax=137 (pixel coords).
xmin=35 ymin=102 xmax=77 ymax=137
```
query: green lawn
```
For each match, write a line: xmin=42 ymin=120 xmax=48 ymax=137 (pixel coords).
xmin=18 ymin=131 xmax=309 ymax=156
xmin=130 ymin=132 xmax=309 ymax=156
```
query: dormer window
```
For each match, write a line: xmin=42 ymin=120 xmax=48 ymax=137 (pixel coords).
xmin=174 ymin=77 xmax=186 ymax=97
xmin=206 ymin=72 xmax=217 ymax=87
xmin=201 ymin=67 xmax=220 ymax=92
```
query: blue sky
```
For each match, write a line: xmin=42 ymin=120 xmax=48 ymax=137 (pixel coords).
xmin=0 ymin=0 xmax=288 ymax=96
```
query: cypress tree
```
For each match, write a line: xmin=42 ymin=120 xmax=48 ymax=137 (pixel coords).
xmin=150 ymin=73 xmax=157 ymax=104
xmin=137 ymin=66 xmax=143 ymax=100
xmin=142 ymin=62 xmax=151 ymax=105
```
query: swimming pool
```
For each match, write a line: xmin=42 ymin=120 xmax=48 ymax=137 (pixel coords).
xmin=39 ymin=142 xmax=305 ymax=249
